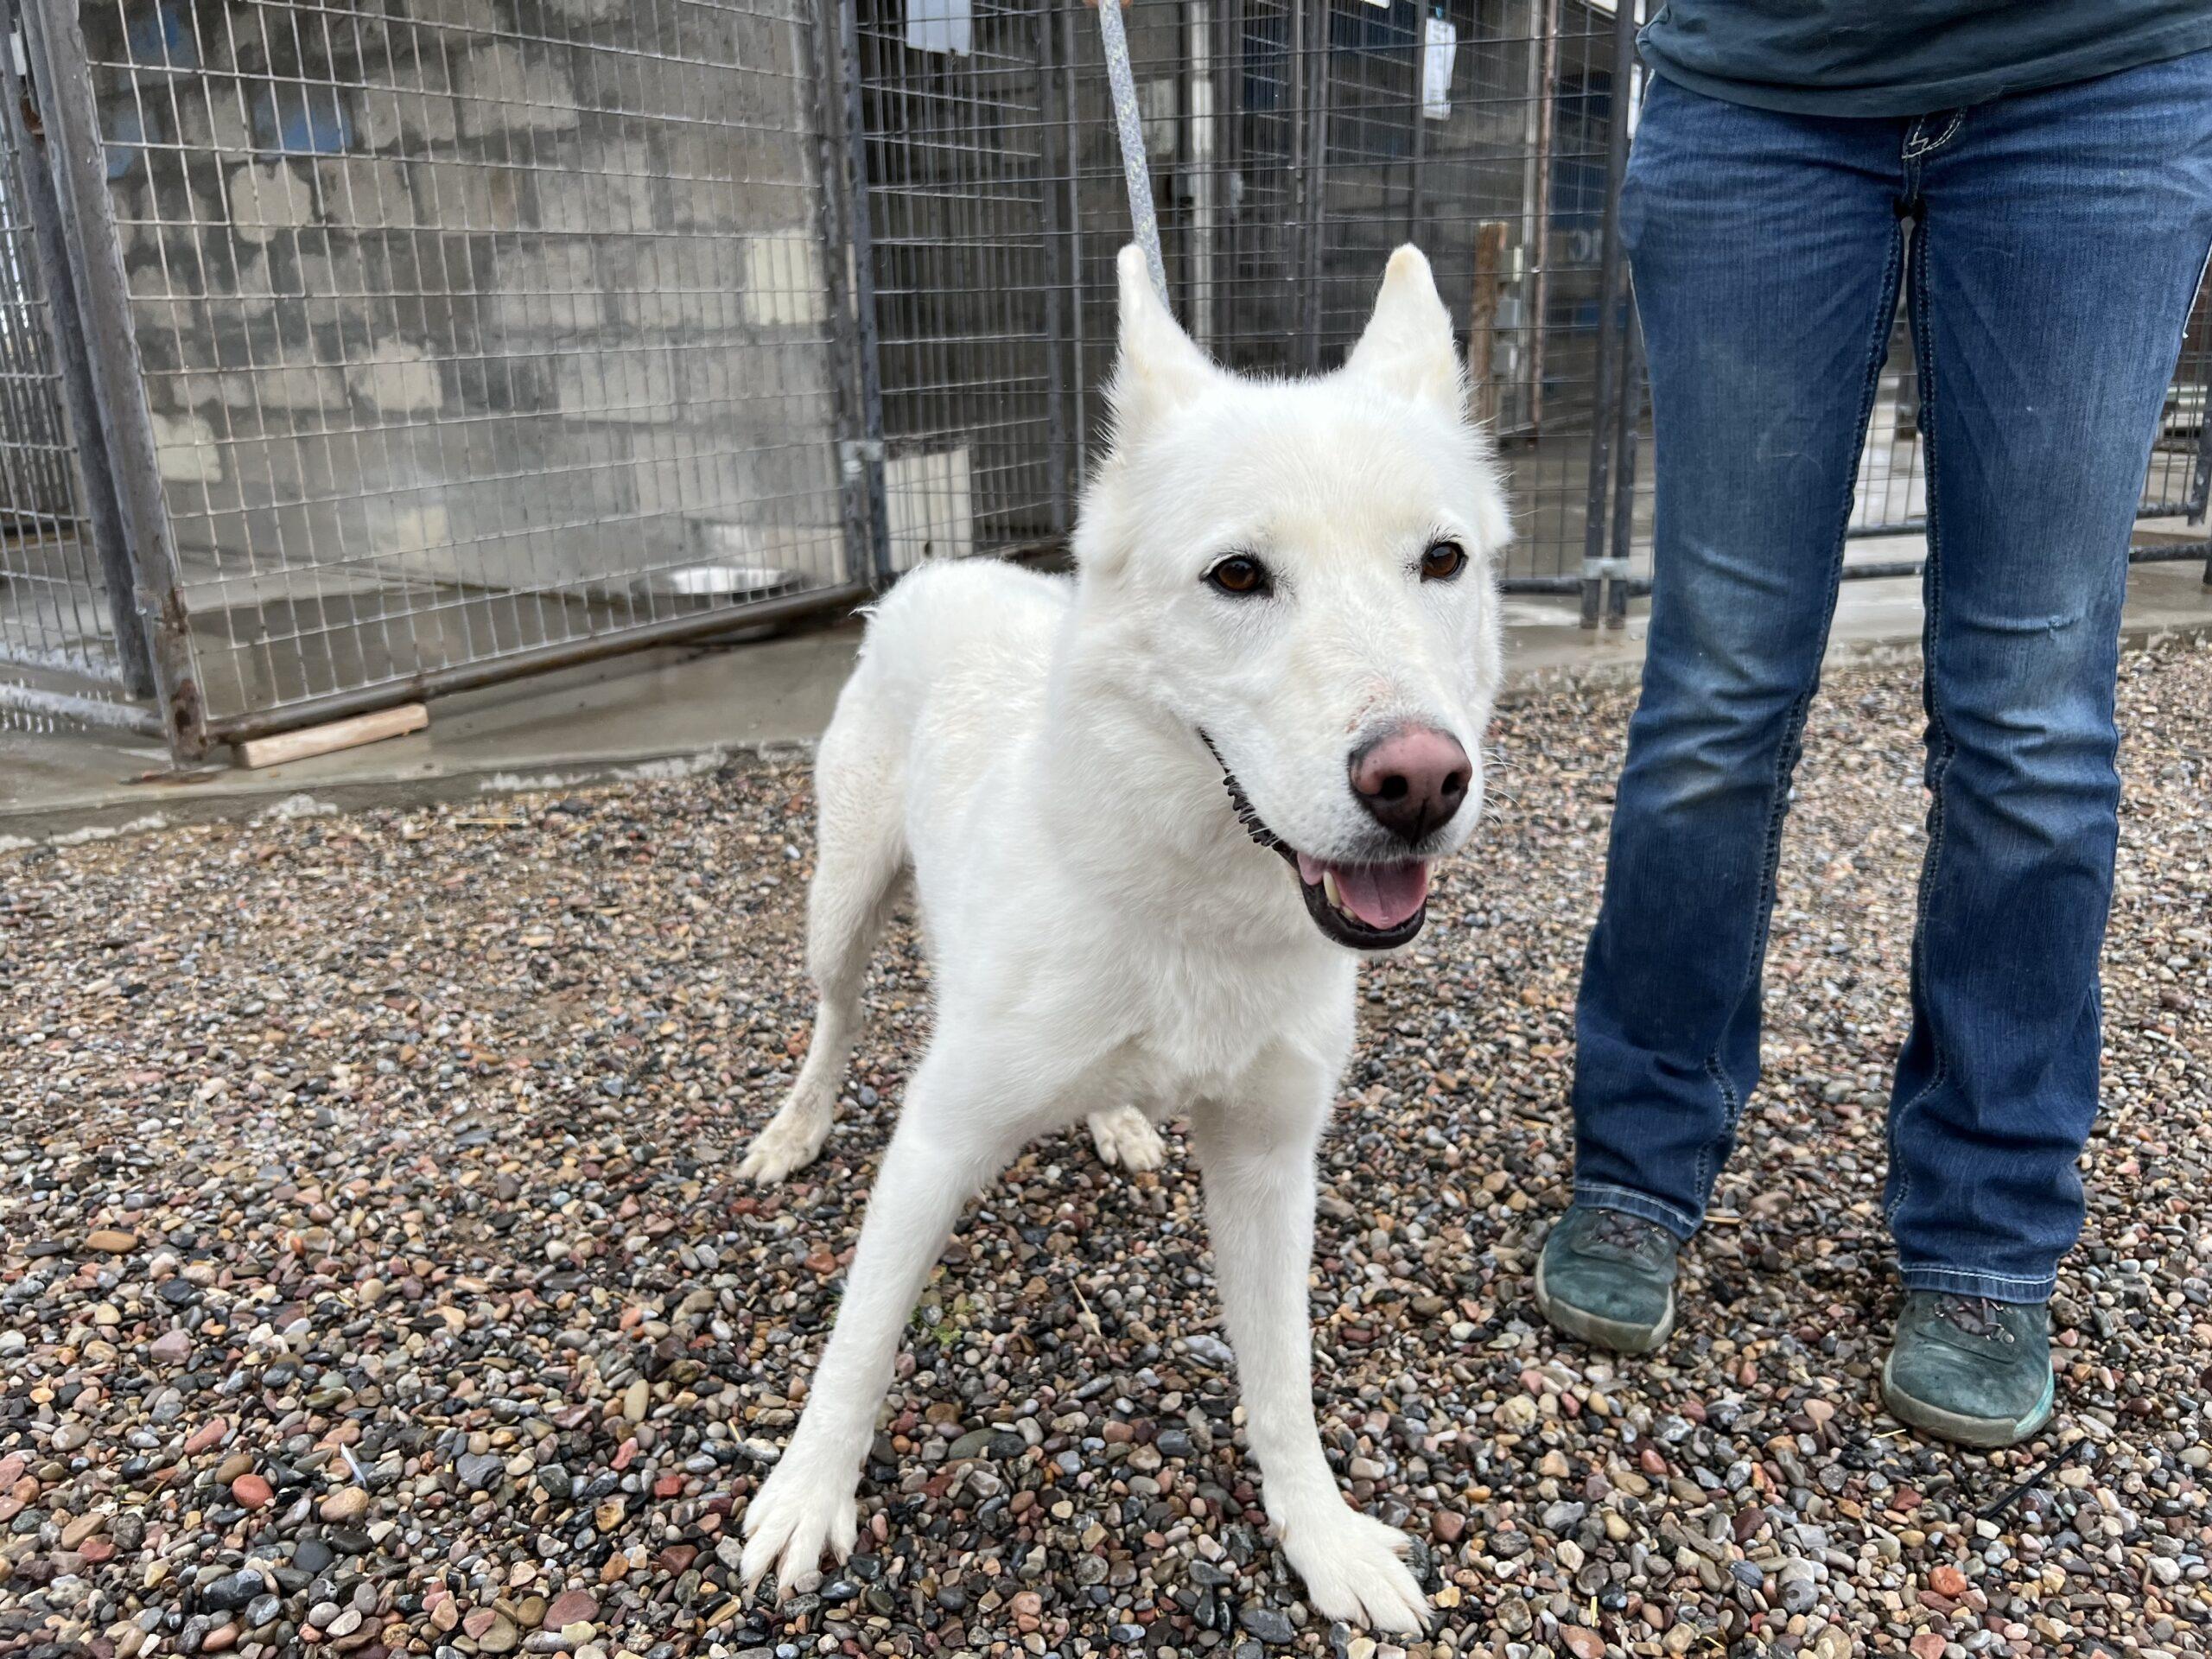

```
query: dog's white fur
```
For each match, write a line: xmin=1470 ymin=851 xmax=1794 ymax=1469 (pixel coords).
xmin=737 ymin=245 xmax=1510 ymax=1630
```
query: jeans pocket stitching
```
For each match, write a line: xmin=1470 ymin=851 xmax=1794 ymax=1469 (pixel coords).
xmin=1903 ymin=110 xmax=1965 ymax=162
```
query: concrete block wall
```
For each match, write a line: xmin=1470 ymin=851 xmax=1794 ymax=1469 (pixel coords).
xmin=86 ymin=0 xmax=850 ymax=718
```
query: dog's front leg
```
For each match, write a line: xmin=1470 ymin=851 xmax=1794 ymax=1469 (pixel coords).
xmin=738 ymin=1045 xmax=1027 ymax=1600
xmin=1192 ymin=1069 xmax=1430 ymax=1634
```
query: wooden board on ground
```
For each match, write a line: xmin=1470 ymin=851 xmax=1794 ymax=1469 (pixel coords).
xmin=1468 ymin=219 xmax=1510 ymax=435
xmin=233 ymin=703 xmax=429 ymax=770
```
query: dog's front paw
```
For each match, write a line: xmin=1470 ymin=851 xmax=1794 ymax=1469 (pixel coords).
xmin=1276 ymin=1502 xmax=1429 ymax=1633
xmin=738 ymin=1098 xmax=832 ymax=1186
xmin=1087 ymin=1106 xmax=1166 ymax=1173
xmin=739 ymin=1454 xmax=858 ymax=1601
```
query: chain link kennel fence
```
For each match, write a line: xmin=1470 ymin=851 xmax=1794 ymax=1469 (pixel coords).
xmin=1 ymin=0 xmax=2207 ymax=758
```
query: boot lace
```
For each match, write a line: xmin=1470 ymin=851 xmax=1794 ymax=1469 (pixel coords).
xmin=1934 ymin=1294 xmax=2017 ymax=1344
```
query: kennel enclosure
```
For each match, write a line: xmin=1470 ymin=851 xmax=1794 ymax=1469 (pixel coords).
xmin=1 ymin=0 xmax=2207 ymax=760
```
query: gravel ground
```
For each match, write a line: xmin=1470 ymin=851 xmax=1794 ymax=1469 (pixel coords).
xmin=3 ymin=636 xmax=2209 ymax=1659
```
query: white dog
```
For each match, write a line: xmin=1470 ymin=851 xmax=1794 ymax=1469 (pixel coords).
xmin=736 ymin=243 xmax=1510 ymax=1631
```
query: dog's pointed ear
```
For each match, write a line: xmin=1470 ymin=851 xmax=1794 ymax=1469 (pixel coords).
xmin=1346 ymin=245 xmax=1464 ymax=416
xmin=1111 ymin=244 xmax=1211 ymax=431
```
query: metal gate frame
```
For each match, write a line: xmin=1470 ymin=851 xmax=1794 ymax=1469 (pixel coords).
xmin=0 ymin=0 xmax=155 ymax=732
xmin=10 ymin=0 xmax=194 ymax=741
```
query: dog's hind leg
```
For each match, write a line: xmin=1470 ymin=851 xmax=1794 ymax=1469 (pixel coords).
xmin=1191 ymin=1058 xmax=1431 ymax=1633
xmin=740 ymin=711 xmax=907 ymax=1186
xmin=1086 ymin=1105 xmax=1166 ymax=1173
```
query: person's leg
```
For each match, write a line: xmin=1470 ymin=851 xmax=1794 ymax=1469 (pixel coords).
xmin=1568 ymin=81 xmax=1906 ymax=1241
xmin=1888 ymin=53 xmax=2212 ymax=1302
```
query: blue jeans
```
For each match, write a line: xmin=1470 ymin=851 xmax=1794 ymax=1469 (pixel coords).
xmin=1572 ymin=54 xmax=2212 ymax=1303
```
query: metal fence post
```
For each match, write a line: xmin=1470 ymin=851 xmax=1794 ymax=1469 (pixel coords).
xmin=1294 ymin=0 xmax=1329 ymax=370
xmin=1577 ymin=0 xmax=1637 ymax=629
xmin=1210 ymin=0 xmax=1236 ymax=351
xmin=18 ymin=0 xmax=202 ymax=754
xmin=810 ymin=0 xmax=881 ymax=588
xmin=1038 ymin=0 xmax=1072 ymax=534
xmin=0 ymin=0 xmax=151 ymax=700
xmin=835 ymin=0 xmax=893 ymax=587
xmin=1216 ymin=0 xmax=1243 ymax=356
xmin=1062 ymin=0 xmax=1090 ymax=491
xmin=2196 ymin=399 xmax=2212 ymax=527
xmin=1526 ymin=0 xmax=1558 ymax=436
xmin=1403 ymin=10 xmax=1427 ymax=241
xmin=1185 ymin=0 xmax=1218 ymax=355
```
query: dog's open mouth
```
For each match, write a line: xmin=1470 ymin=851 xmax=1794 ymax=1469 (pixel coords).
xmin=1204 ymin=734 xmax=1431 ymax=950
xmin=1290 ymin=850 xmax=1430 ymax=948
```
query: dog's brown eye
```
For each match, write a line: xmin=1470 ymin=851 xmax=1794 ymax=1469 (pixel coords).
xmin=1206 ymin=556 xmax=1271 ymax=597
xmin=1421 ymin=541 xmax=1468 ymax=582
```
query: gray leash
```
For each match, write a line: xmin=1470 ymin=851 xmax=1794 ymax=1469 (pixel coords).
xmin=1095 ymin=0 xmax=1168 ymax=302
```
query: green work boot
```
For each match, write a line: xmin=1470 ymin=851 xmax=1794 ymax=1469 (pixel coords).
xmin=1881 ymin=1292 xmax=2056 ymax=1449
xmin=1535 ymin=1205 xmax=1680 ymax=1355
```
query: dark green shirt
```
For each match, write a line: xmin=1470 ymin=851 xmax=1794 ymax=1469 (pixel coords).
xmin=1638 ymin=1 xmax=2212 ymax=117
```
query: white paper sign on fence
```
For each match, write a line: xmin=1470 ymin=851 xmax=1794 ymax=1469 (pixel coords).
xmin=906 ymin=0 xmax=972 ymax=57
xmin=1423 ymin=15 xmax=1457 ymax=120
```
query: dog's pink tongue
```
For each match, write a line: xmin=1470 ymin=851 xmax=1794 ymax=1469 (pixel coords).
xmin=1294 ymin=855 xmax=1430 ymax=929
xmin=1334 ymin=861 xmax=1430 ymax=928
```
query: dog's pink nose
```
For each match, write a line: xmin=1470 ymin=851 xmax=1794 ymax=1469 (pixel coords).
xmin=1350 ymin=724 xmax=1471 ymax=844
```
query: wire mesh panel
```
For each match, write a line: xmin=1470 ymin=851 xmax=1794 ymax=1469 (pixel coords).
xmin=1088 ymin=0 xmax=1635 ymax=584
xmin=856 ymin=0 xmax=1638 ymax=584
xmin=1846 ymin=313 xmax=1927 ymax=537
xmin=854 ymin=0 xmax=1069 ymax=564
xmin=0 ymin=75 xmax=134 ymax=726
xmin=83 ymin=0 xmax=861 ymax=736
